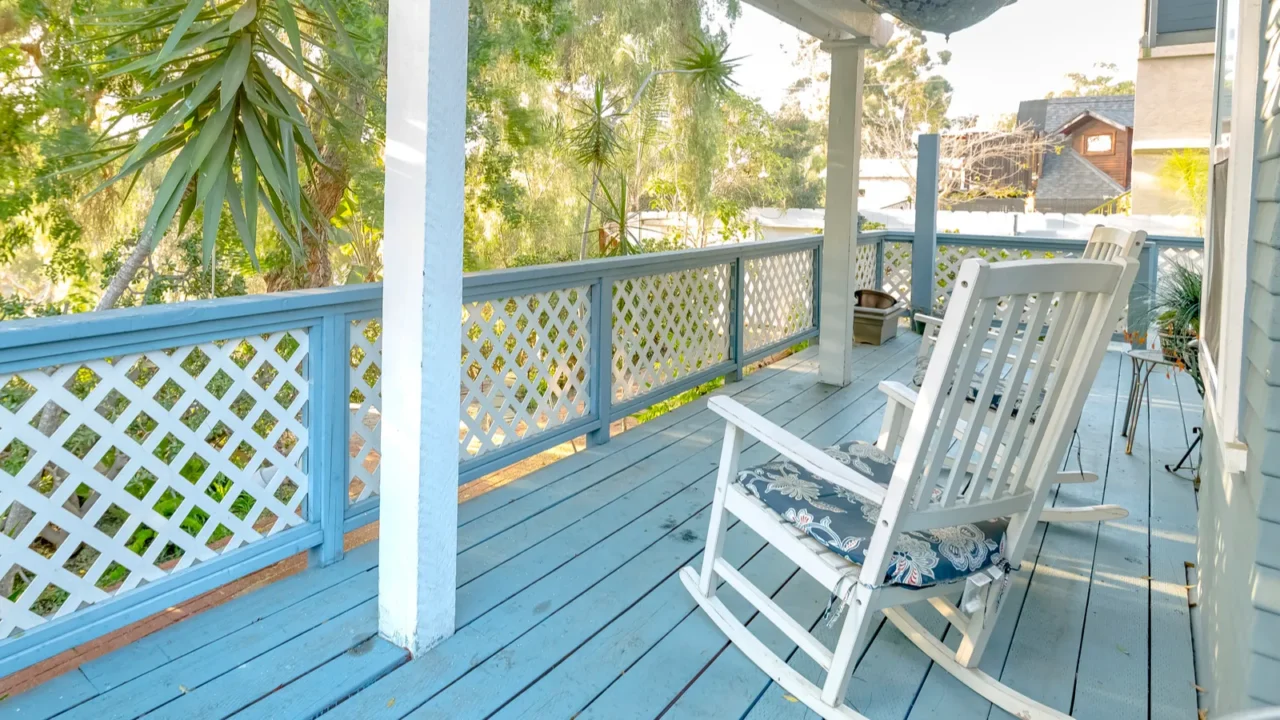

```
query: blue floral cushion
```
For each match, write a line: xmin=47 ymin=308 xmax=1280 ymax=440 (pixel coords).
xmin=736 ymin=441 xmax=1009 ymax=589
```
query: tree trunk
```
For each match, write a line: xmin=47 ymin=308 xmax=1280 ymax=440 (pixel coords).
xmin=96 ymin=230 xmax=153 ymax=312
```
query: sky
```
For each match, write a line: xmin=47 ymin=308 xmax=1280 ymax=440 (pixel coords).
xmin=723 ymin=0 xmax=1144 ymax=123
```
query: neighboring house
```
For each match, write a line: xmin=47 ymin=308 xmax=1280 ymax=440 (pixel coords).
xmin=1132 ymin=0 xmax=1216 ymax=214
xmin=857 ymin=158 xmax=914 ymax=210
xmin=1017 ymin=95 xmax=1136 ymax=213
xmin=1195 ymin=0 xmax=1280 ymax=711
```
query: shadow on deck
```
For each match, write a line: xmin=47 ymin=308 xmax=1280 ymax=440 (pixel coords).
xmin=3 ymin=336 xmax=1203 ymax=720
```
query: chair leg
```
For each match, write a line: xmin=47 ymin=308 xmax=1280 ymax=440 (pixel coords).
xmin=820 ymin=586 xmax=880 ymax=708
xmin=699 ymin=423 xmax=744 ymax=597
xmin=955 ymin=575 xmax=1003 ymax=668
xmin=876 ymin=399 xmax=906 ymax=454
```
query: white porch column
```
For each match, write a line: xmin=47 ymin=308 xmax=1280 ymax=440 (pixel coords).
xmin=818 ymin=40 xmax=867 ymax=387
xmin=378 ymin=0 xmax=466 ymax=655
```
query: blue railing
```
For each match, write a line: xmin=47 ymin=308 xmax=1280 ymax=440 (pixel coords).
xmin=0 ymin=235 xmax=820 ymax=674
xmin=858 ymin=230 xmax=1205 ymax=334
xmin=0 ymin=228 xmax=1203 ymax=675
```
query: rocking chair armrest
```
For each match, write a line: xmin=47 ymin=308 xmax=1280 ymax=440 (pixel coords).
xmin=914 ymin=313 xmax=944 ymax=330
xmin=879 ymin=380 xmax=919 ymax=411
xmin=708 ymin=396 xmax=888 ymax=506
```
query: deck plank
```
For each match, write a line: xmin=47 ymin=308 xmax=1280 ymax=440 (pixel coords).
xmin=988 ymin=350 xmax=1123 ymax=718
xmin=1144 ymin=368 xmax=1201 ymax=720
xmin=55 ymin=568 xmax=378 ymax=720
xmin=143 ymin=600 xmax=380 ymax=719
xmin=228 ymin=637 xmax=408 ymax=720
xmin=1071 ymin=353 xmax=1151 ymax=720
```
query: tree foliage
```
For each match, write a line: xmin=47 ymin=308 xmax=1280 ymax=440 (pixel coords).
xmin=1045 ymin=62 xmax=1135 ymax=98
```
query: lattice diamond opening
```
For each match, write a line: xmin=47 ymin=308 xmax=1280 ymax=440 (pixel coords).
xmin=743 ymin=251 xmax=814 ymax=354
xmin=932 ymin=244 xmax=1077 ymax=313
xmin=460 ymin=287 xmax=591 ymax=459
xmin=854 ymin=243 xmax=877 ymax=292
xmin=613 ymin=265 xmax=730 ymax=404
xmin=881 ymin=242 xmax=912 ymax=302
xmin=348 ymin=319 xmax=382 ymax=504
xmin=0 ymin=331 xmax=309 ymax=638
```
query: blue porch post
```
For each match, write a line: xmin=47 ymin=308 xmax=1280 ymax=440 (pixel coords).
xmin=1128 ymin=241 xmax=1159 ymax=344
xmin=911 ymin=134 xmax=940 ymax=329
xmin=587 ymin=278 xmax=613 ymax=446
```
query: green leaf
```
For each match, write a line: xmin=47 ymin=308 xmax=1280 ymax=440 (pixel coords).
xmin=280 ymin=119 xmax=299 ymax=235
xmin=221 ymin=34 xmax=252 ymax=108
xmin=315 ymin=0 xmax=356 ymax=58
xmin=201 ymin=173 xmax=228 ymax=267
xmin=238 ymin=106 xmax=291 ymax=222
xmin=252 ymin=60 xmax=322 ymax=158
xmin=141 ymin=143 xmax=199 ymax=248
xmin=153 ymin=0 xmax=207 ymax=71
xmin=229 ymin=0 xmax=258 ymax=32
xmin=177 ymin=186 xmax=198 ymax=236
xmin=235 ymin=129 xmax=259 ymax=246
xmin=224 ymin=165 xmax=259 ymax=270
xmin=123 ymin=59 xmax=224 ymax=169
xmin=195 ymin=117 xmax=235 ymax=206
xmin=103 ymin=18 xmax=233 ymax=78
xmin=188 ymin=101 xmax=237 ymax=177
xmin=275 ymin=0 xmax=305 ymax=66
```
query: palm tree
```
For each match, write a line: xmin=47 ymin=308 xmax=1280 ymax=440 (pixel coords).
xmin=70 ymin=0 xmax=368 ymax=308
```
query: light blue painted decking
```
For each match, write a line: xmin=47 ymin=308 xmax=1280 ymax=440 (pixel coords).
xmin=2 ymin=337 xmax=1203 ymax=720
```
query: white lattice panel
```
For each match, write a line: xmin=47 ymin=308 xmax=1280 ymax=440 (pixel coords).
xmin=881 ymin=242 xmax=912 ymax=303
xmin=613 ymin=266 xmax=730 ymax=404
xmin=348 ymin=319 xmax=382 ymax=504
xmin=1158 ymin=246 xmax=1203 ymax=277
xmin=460 ymin=287 xmax=591 ymax=458
xmin=854 ymin=243 xmax=877 ymax=292
xmin=932 ymin=244 xmax=1077 ymax=312
xmin=0 ymin=332 xmax=309 ymax=637
xmin=743 ymin=251 xmax=814 ymax=354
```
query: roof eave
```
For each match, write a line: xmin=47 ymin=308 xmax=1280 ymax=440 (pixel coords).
xmin=742 ymin=0 xmax=894 ymax=46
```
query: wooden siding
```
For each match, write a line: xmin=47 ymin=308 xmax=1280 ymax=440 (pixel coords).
xmin=1197 ymin=0 xmax=1280 ymax=711
xmin=1068 ymin=117 xmax=1133 ymax=188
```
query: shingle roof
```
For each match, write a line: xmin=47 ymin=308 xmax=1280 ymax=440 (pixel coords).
xmin=1016 ymin=96 xmax=1135 ymax=134
xmin=1035 ymin=147 xmax=1127 ymax=200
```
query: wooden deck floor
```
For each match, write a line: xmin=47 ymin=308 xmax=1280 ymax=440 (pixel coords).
xmin=3 ymin=336 xmax=1203 ymax=720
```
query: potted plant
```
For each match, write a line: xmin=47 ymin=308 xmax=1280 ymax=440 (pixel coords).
xmin=1151 ymin=261 xmax=1203 ymax=392
xmin=853 ymin=289 xmax=906 ymax=345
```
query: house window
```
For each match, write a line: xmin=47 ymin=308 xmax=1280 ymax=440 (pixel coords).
xmin=1085 ymin=133 xmax=1114 ymax=154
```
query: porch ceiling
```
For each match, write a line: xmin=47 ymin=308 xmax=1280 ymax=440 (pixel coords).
xmin=742 ymin=0 xmax=894 ymax=45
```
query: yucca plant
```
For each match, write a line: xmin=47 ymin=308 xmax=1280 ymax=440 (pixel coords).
xmin=70 ymin=0 xmax=360 ymax=273
xmin=566 ymin=37 xmax=740 ymax=259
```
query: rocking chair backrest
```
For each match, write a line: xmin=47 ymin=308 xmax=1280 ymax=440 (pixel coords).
xmin=1081 ymin=225 xmax=1147 ymax=262
xmin=859 ymin=255 xmax=1139 ymax=588
xmin=913 ymin=226 xmax=1145 ymax=375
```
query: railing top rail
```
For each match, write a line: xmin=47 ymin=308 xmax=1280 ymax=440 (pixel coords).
xmin=0 ymin=284 xmax=382 ymax=357
xmin=861 ymin=229 xmax=1203 ymax=248
xmin=0 ymin=236 xmax=823 ymax=363
xmin=461 ymin=234 xmax=822 ymax=300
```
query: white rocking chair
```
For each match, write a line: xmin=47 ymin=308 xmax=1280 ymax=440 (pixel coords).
xmin=682 ymin=252 xmax=1139 ymax=719
xmin=900 ymin=226 xmax=1146 ymax=525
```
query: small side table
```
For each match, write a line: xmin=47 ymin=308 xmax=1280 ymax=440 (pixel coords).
xmin=1121 ymin=348 xmax=1187 ymax=455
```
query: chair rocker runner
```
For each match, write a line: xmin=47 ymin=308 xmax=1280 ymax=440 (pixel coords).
xmin=682 ymin=253 xmax=1140 ymax=720
xmin=900 ymin=226 xmax=1146 ymax=525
